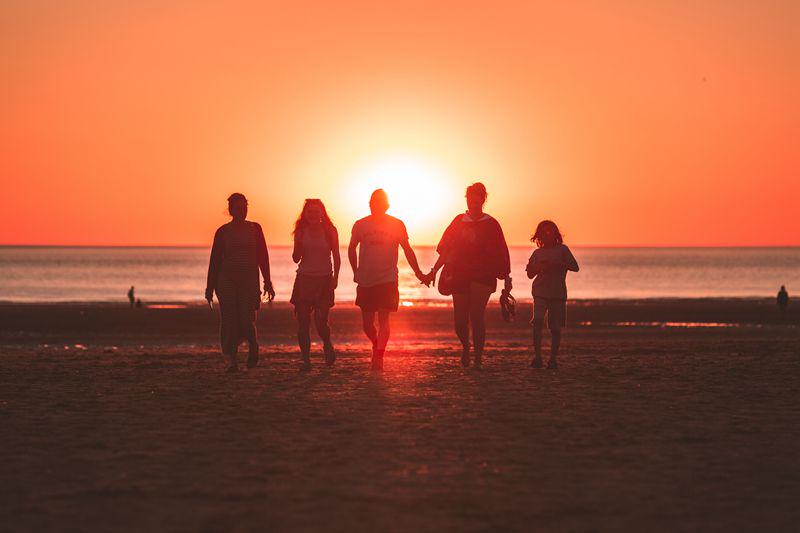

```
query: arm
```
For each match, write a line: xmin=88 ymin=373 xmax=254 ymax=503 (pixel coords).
xmin=496 ymin=221 xmax=512 ymax=292
xmin=526 ymin=253 xmax=539 ymax=279
xmin=348 ymin=223 xmax=360 ymax=283
xmin=205 ymin=228 xmax=224 ymax=301
xmin=292 ymin=230 xmax=303 ymax=264
xmin=431 ymin=255 xmax=446 ymax=274
xmin=331 ymin=228 xmax=341 ymax=289
xmin=256 ymin=224 xmax=274 ymax=301
xmin=564 ymin=246 xmax=579 ymax=272
xmin=427 ymin=217 xmax=457 ymax=283
xmin=400 ymin=239 xmax=427 ymax=283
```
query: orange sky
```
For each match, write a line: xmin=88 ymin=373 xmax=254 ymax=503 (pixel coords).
xmin=1 ymin=1 xmax=798 ymax=246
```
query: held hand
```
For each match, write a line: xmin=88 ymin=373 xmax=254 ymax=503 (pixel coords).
xmin=415 ymin=270 xmax=431 ymax=287
xmin=426 ymin=270 xmax=437 ymax=287
xmin=263 ymin=281 xmax=275 ymax=302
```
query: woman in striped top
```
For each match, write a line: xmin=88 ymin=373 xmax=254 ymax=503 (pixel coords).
xmin=205 ymin=193 xmax=275 ymax=373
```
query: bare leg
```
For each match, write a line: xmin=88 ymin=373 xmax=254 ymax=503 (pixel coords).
xmin=469 ymin=287 xmax=491 ymax=367
xmin=314 ymin=307 xmax=335 ymax=364
xmin=362 ymin=310 xmax=382 ymax=370
xmin=361 ymin=311 xmax=378 ymax=347
xmin=452 ymin=293 xmax=471 ymax=367
xmin=296 ymin=305 xmax=312 ymax=368
xmin=376 ymin=310 xmax=391 ymax=351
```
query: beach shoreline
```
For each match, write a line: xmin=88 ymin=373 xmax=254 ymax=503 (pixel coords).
xmin=1 ymin=301 xmax=799 ymax=531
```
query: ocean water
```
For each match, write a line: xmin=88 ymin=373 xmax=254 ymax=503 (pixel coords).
xmin=0 ymin=246 xmax=797 ymax=303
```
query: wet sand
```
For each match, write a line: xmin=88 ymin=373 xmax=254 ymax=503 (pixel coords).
xmin=1 ymin=301 xmax=798 ymax=531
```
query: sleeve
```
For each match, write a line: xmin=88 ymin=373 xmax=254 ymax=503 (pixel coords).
xmin=206 ymin=227 xmax=224 ymax=291
xmin=350 ymin=221 xmax=361 ymax=245
xmin=563 ymin=245 xmax=579 ymax=272
xmin=436 ymin=216 xmax=461 ymax=255
xmin=525 ymin=250 xmax=536 ymax=272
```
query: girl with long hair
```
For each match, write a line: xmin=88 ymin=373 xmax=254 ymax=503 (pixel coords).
xmin=290 ymin=199 xmax=341 ymax=370
xmin=526 ymin=220 xmax=579 ymax=369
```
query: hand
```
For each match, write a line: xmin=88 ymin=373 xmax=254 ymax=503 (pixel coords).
xmin=415 ymin=270 xmax=430 ymax=287
xmin=205 ymin=288 xmax=213 ymax=302
xmin=263 ymin=281 xmax=275 ymax=302
xmin=426 ymin=270 xmax=437 ymax=287
xmin=504 ymin=277 xmax=513 ymax=292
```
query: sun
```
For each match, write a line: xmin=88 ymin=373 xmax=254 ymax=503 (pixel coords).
xmin=344 ymin=154 xmax=460 ymax=240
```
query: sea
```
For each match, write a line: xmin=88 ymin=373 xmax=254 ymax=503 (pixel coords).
xmin=0 ymin=246 xmax=797 ymax=303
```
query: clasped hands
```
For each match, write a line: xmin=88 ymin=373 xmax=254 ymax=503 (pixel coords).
xmin=415 ymin=269 xmax=436 ymax=287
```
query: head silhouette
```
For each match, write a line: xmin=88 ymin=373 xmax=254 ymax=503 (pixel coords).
xmin=294 ymin=198 xmax=335 ymax=236
xmin=466 ymin=182 xmax=488 ymax=213
xmin=532 ymin=220 xmax=563 ymax=248
xmin=369 ymin=189 xmax=389 ymax=215
xmin=227 ymin=193 xmax=248 ymax=221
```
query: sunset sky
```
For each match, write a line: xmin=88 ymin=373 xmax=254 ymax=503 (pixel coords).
xmin=1 ymin=1 xmax=798 ymax=246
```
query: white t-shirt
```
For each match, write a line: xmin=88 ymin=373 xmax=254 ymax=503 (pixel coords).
xmin=351 ymin=214 xmax=408 ymax=287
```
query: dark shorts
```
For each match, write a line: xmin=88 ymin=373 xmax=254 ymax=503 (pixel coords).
xmin=532 ymin=297 xmax=566 ymax=329
xmin=290 ymin=274 xmax=335 ymax=310
xmin=356 ymin=281 xmax=399 ymax=312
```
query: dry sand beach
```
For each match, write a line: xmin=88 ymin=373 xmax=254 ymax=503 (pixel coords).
xmin=1 ymin=301 xmax=798 ymax=531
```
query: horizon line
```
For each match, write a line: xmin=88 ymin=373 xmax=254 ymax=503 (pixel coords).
xmin=2 ymin=243 xmax=799 ymax=249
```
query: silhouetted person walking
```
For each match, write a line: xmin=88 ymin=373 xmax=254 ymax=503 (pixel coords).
xmin=426 ymin=183 xmax=511 ymax=368
xmin=291 ymin=199 xmax=340 ymax=371
xmin=205 ymin=193 xmax=275 ymax=373
xmin=778 ymin=285 xmax=789 ymax=314
xmin=349 ymin=189 xmax=428 ymax=371
xmin=127 ymin=286 xmax=135 ymax=307
xmin=526 ymin=220 xmax=579 ymax=370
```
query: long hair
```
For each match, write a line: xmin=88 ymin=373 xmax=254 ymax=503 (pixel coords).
xmin=293 ymin=199 xmax=336 ymax=242
xmin=531 ymin=220 xmax=563 ymax=248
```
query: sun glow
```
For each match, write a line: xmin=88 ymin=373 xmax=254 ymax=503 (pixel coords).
xmin=344 ymin=155 xmax=460 ymax=241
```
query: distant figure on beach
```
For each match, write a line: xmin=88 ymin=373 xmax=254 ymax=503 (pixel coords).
xmin=128 ymin=286 xmax=135 ymax=307
xmin=349 ymin=189 xmax=429 ymax=371
xmin=291 ymin=199 xmax=340 ymax=370
xmin=777 ymin=285 xmax=789 ymax=314
xmin=205 ymin=193 xmax=275 ymax=373
xmin=135 ymin=298 xmax=143 ymax=308
xmin=526 ymin=220 xmax=579 ymax=370
xmin=426 ymin=182 xmax=511 ymax=368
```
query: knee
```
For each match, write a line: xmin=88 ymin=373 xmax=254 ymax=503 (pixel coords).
xmin=532 ymin=318 xmax=545 ymax=330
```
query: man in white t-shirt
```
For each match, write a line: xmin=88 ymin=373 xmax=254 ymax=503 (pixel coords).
xmin=348 ymin=189 xmax=428 ymax=370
